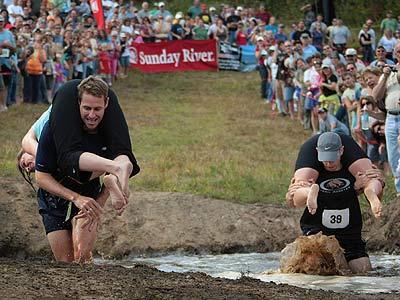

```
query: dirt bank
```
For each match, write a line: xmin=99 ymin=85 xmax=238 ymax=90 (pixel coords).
xmin=1 ymin=178 xmax=400 ymax=299
xmin=1 ymin=178 xmax=399 ymax=258
xmin=0 ymin=258 xmax=397 ymax=300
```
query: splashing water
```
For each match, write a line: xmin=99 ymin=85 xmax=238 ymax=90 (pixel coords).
xmin=95 ymin=252 xmax=400 ymax=294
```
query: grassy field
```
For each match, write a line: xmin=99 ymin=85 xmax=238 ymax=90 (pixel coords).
xmin=0 ymin=70 xmax=397 ymax=205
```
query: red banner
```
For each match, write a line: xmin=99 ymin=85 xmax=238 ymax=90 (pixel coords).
xmin=130 ymin=40 xmax=218 ymax=73
xmin=90 ymin=0 xmax=105 ymax=30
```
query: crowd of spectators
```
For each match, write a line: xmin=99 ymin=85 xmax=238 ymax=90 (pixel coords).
xmin=2 ymin=1 xmax=400 ymax=194
xmin=253 ymin=6 xmax=400 ymax=194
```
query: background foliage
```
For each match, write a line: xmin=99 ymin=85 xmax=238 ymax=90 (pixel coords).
xmin=149 ymin=0 xmax=400 ymax=27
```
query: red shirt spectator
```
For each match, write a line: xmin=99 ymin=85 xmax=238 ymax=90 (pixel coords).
xmin=98 ymin=50 xmax=111 ymax=75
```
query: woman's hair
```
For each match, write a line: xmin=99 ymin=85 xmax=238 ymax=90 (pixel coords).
xmin=362 ymin=66 xmax=382 ymax=78
xmin=17 ymin=149 xmax=36 ymax=192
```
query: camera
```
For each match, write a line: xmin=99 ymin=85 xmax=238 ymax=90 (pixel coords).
xmin=379 ymin=64 xmax=398 ymax=72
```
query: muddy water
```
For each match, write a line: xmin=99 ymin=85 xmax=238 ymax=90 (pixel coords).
xmin=96 ymin=253 xmax=400 ymax=294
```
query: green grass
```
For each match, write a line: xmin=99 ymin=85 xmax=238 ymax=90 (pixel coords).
xmin=0 ymin=70 xmax=396 ymax=204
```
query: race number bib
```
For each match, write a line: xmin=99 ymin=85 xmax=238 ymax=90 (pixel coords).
xmin=322 ymin=208 xmax=350 ymax=229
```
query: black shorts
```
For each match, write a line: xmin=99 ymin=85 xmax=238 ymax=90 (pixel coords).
xmin=302 ymin=227 xmax=368 ymax=262
xmin=37 ymin=188 xmax=79 ymax=234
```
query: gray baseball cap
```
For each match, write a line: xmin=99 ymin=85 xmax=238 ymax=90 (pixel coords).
xmin=317 ymin=132 xmax=342 ymax=162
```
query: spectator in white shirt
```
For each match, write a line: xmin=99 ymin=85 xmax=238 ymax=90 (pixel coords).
xmin=7 ymin=0 xmax=23 ymax=25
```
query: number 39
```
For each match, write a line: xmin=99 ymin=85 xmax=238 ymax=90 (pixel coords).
xmin=330 ymin=215 xmax=342 ymax=224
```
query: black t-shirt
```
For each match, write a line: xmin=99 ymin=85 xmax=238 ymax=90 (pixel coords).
xmin=359 ymin=31 xmax=372 ymax=47
xmin=300 ymin=166 xmax=362 ymax=238
xmin=295 ymin=134 xmax=367 ymax=172
xmin=292 ymin=29 xmax=311 ymax=41
xmin=199 ymin=13 xmax=212 ymax=25
xmin=321 ymin=74 xmax=338 ymax=97
xmin=276 ymin=52 xmax=288 ymax=81
xmin=295 ymin=134 xmax=367 ymax=237
xmin=36 ymin=122 xmax=110 ymax=198
xmin=171 ymin=23 xmax=185 ymax=40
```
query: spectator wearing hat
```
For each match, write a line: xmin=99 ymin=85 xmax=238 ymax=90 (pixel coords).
xmin=188 ymin=0 xmax=201 ymax=19
xmin=198 ymin=3 xmax=211 ymax=25
xmin=344 ymin=48 xmax=365 ymax=71
xmin=317 ymin=107 xmax=349 ymax=135
xmin=171 ymin=13 xmax=185 ymax=40
xmin=209 ymin=7 xmax=218 ymax=24
xmin=330 ymin=19 xmax=351 ymax=54
xmin=274 ymin=24 xmax=288 ymax=42
xmin=378 ymin=29 xmax=397 ymax=61
xmin=119 ymin=32 xmax=131 ymax=78
xmin=380 ymin=10 xmax=397 ymax=34
xmin=132 ymin=30 xmax=143 ymax=43
xmin=370 ymin=45 xmax=395 ymax=67
xmin=300 ymin=33 xmax=318 ymax=61
xmin=319 ymin=64 xmax=340 ymax=115
xmin=154 ymin=2 xmax=173 ymax=20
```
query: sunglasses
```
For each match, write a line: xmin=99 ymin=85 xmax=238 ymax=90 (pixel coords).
xmin=347 ymin=67 xmax=355 ymax=71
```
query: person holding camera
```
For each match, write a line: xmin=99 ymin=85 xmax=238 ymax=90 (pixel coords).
xmin=372 ymin=42 xmax=400 ymax=195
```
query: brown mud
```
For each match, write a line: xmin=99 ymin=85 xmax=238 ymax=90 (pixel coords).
xmin=1 ymin=178 xmax=399 ymax=299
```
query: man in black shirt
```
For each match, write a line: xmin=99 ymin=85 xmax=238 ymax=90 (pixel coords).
xmin=36 ymin=77 xmax=132 ymax=263
xmin=286 ymin=132 xmax=384 ymax=273
xmin=226 ymin=8 xmax=241 ymax=44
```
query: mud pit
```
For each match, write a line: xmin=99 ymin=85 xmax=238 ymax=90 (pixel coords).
xmin=0 ymin=258 xmax=398 ymax=300
xmin=1 ymin=178 xmax=400 ymax=299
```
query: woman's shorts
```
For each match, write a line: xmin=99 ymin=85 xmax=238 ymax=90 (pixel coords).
xmin=120 ymin=56 xmax=130 ymax=68
xmin=284 ymin=86 xmax=295 ymax=102
xmin=45 ymin=75 xmax=54 ymax=90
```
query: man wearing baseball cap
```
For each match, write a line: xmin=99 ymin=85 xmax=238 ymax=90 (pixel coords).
xmin=285 ymin=132 xmax=385 ymax=274
xmin=154 ymin=2 xmax=172 ymax=20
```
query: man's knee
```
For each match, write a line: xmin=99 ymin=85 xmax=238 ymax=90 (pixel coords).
xmin=348 ymin=257 xmax=372 ymax=274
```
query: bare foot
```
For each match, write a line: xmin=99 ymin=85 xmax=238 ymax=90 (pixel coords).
xmin=307 ymin=184 xmax=319 ymax=215
xmin=104 ymin=174 xmax=127 ymax=215
xmin=364 ymin=187 xmax=382 ymax=218
xmin=114 ymin=161 xmax=133 ymax=199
